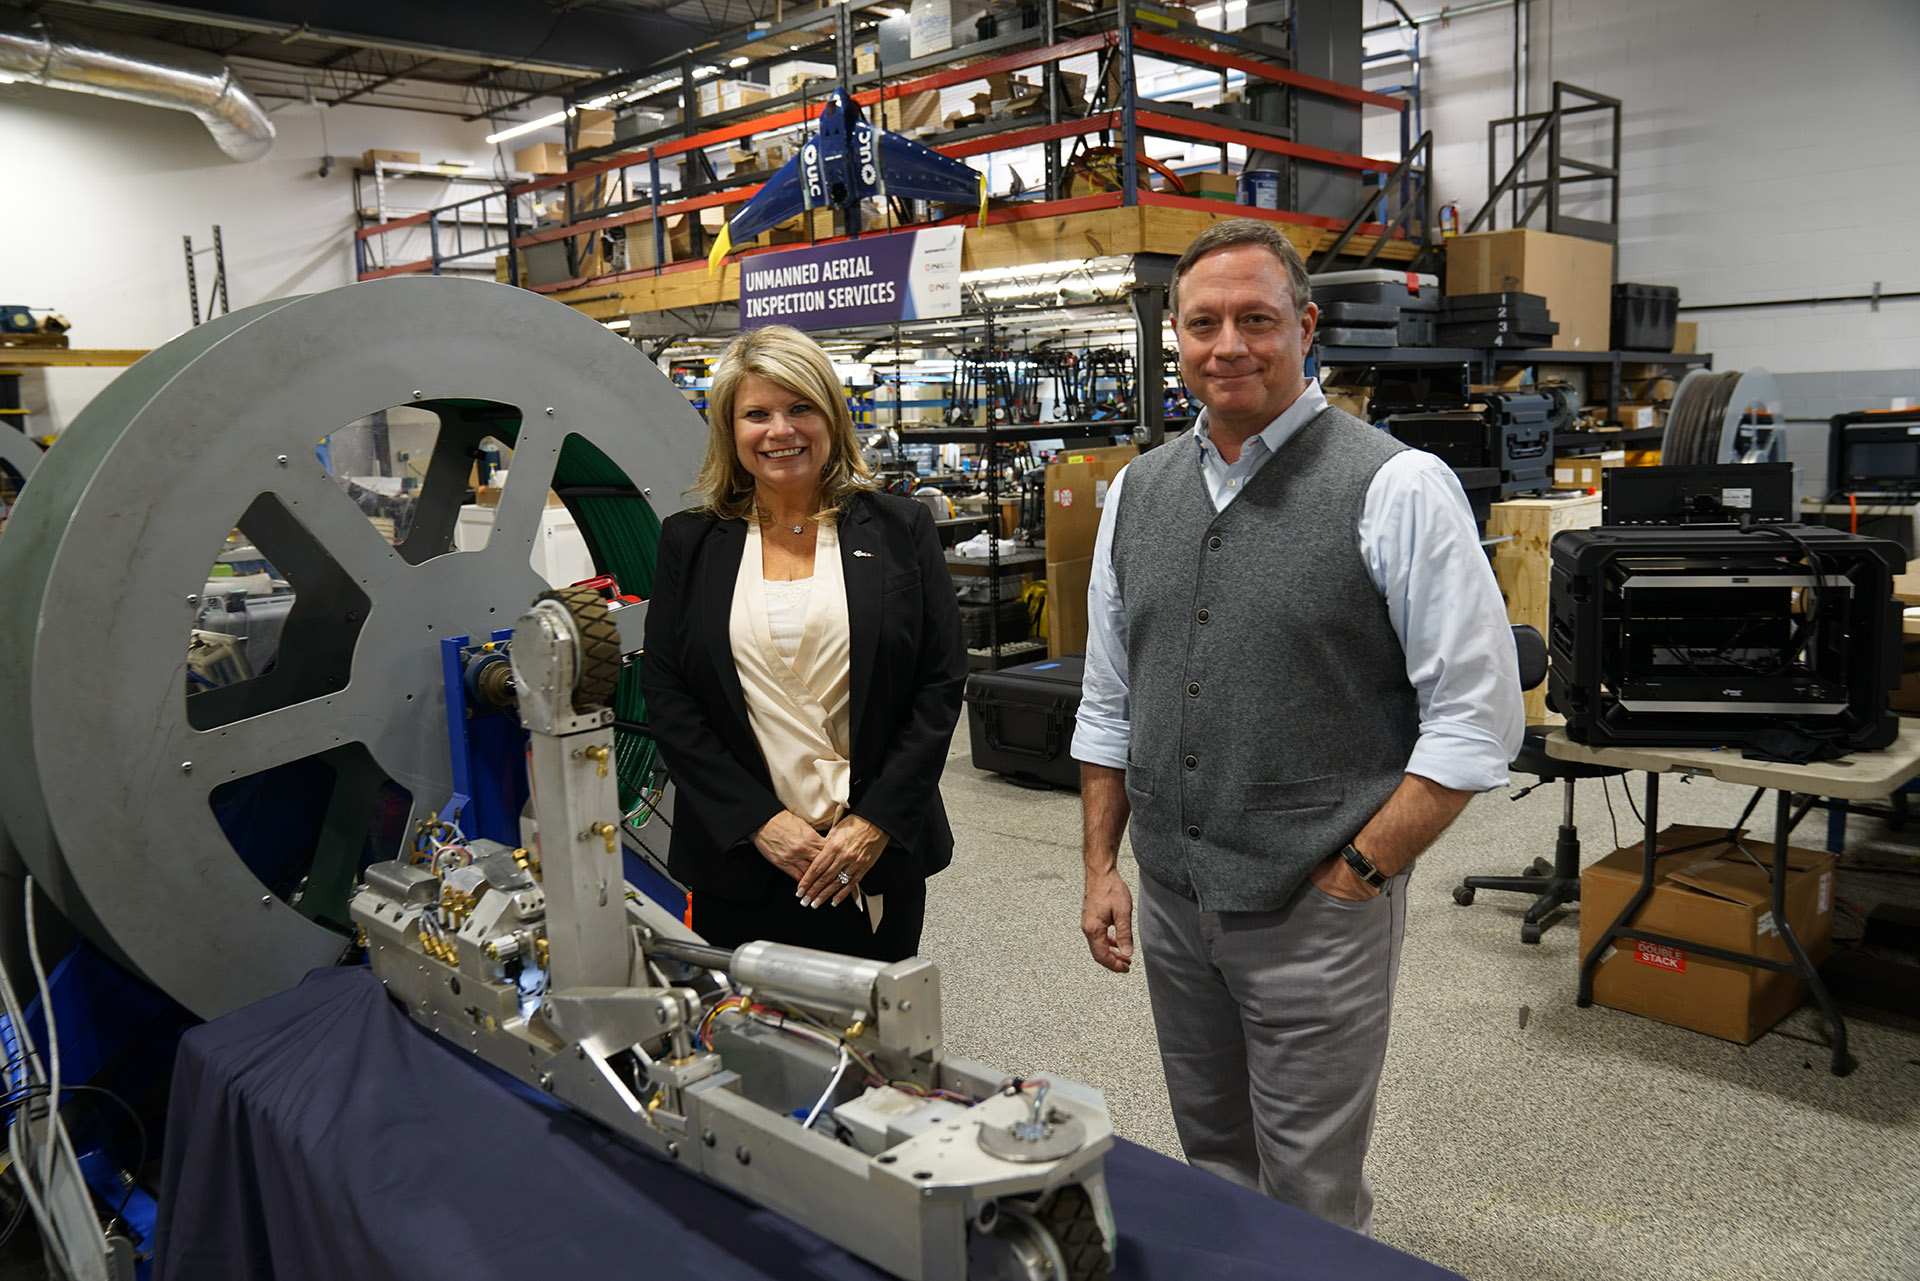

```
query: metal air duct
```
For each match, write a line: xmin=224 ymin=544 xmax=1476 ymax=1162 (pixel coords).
xmin=0 ymin=5 xmax=274 ymax=162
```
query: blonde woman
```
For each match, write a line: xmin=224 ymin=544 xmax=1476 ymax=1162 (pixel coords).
xmin=641 ymin=326 xmax=966 ymax=960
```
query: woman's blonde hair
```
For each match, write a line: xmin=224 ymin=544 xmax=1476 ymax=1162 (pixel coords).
xmin=693 ymin=325 xmax=873 ymax=521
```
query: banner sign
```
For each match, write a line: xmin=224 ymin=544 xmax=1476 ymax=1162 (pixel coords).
xmin=739 ymin=226 xmax=962 ymax=331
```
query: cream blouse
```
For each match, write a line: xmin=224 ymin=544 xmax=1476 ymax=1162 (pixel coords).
xmin=730 ymin=520 xmax=853 ymax=830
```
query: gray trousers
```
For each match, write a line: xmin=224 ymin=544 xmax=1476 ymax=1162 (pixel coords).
xmin=1137 ymin=867 xmax=1409 ymax=1234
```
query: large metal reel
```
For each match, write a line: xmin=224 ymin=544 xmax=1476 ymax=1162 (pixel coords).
xmin=1661 ymin=367 xmax=1784 ymax=466
xmin=0 ymin=277 xmax=705 ymax=1019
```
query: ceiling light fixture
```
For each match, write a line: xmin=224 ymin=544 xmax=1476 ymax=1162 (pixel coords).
xmin=486 ymin=109 xmax=567 ymax=145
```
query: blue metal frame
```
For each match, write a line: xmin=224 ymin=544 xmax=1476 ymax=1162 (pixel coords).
xmin=439 ymin=631 xmax=526 ymax=845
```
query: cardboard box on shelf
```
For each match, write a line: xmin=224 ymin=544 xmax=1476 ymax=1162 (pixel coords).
xmin=1580 ymin=825 xmax=1837 ymax=1045
xmin=575 ymin=108 xmax=614 ymax=148
xmin=514 ymin=142 xmax=568 ymax=175
xmin=654 ymin=207 xmax=730 ymax=262
xmin=1045 ymin=445 xmax=1137 ymax=566
xmin=856 ymin=45 xmax=879 ymax=74
xmin=618 ymin=223 xmax=658 ymax=270
xmin=1047 ymin=557 xmax=1093 ymax=657
xmin=1612 ymin=403 xmax=1660 ymax=430
xmin=1324 ymin=387 xmax=1371 ymax=420
xmin=764 ymin=208 xmax=835 ymax=245
xmin=877 ymin=88 xmax=943 ymax=134
xmin=362 ymin=148 xmax=421 ymax=168
xmin=697 ymin=79 xmax=773 ymax=116
xmin=1623 ymin=448 xmax=1662 ymax=467
xmin=768 ymin=60 xmax=837 ymax=96
xmin=1673 ymin=320 xmax=1698 ymax=354
xmin=1184 ymin=171 xmax=1239 ymax=198
xmin=1552 ymin=451 xmax=1625 ymax=491
xmin=1444 ymin=229 xmax=1613 ymax=352
xmin=728 ymin=146 xmax=759 ymax=169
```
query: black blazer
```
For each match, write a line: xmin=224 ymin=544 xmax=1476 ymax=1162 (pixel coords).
xmin=640 ymin=490 xmax=968 ymax=902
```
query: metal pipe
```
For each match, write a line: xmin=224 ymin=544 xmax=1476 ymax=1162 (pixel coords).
xmin=0 ymin=5 xmax=274 ymax=161
xmin=647 ymin=937 xmax=738 ymax=970
xmin=1365 ymin=0 xmax=1522 ymax=32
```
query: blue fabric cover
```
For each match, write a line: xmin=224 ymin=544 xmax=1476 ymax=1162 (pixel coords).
xmin=154 ymin=966 xmax=1462 ymax=1281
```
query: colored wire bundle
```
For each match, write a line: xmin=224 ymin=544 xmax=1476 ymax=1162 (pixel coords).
xmin=411 ymin=819 xmax=473 ymax=874
xmin=0 ymin=878 xmax=113 ymax=1278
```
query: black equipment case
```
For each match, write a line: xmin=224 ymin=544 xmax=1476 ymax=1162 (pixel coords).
xmin=1548 ymin=524 xmax=1903 ymax=751
xmin=963 ymin=653 xmax=1084 ymax=790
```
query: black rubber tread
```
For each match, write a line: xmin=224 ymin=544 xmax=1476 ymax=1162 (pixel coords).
xmin=1037 ymin=1184 xmax=1111 ymax=1281
xmin=540 ymin=587 xmax=621 ymax=710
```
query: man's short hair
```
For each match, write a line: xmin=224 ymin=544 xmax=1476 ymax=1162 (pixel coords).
xmin=1171 ymin=219 xmax=1312 ymax=319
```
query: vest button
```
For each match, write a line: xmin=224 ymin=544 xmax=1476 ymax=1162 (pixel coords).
xmin=1196 ymin=608 xmax=1210 ymax=623
xmin=1184 ymin=755 xmax=1198 ymax=770
xmin=1186 ymin=825 xmax=1202 ymax=840
xmin=1186 ymin=682 xmax=1201 ymax=697
xmin=1207 ymin=536 xmax=1223 ymax=551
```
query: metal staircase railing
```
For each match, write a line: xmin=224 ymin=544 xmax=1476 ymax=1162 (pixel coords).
xmin=1465 ymin=81 xmax=1620 ymax=243
xmin=1306 ymin=130 xmax=1436 ymax=273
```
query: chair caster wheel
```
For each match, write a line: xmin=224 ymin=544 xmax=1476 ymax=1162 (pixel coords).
xmin=1523 ymin=861 xmax=1548 ymax=879
xmin=1452 ymin=886 xmax=1475 ymax=906
xmin=1520 ymin=922 xmax=1544 ymax=945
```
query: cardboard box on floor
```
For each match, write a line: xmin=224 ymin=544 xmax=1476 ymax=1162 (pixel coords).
xmin=1445 ymin=229 xmax=1613 ymax=352
xmin=1579 ymin=824 xmax=1837 ymax=1045
xmin=1044 ymin=444 xmax=1136 ymax=565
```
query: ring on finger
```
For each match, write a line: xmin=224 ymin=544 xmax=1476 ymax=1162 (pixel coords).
xmin=837 ymin=871 xmax=851 ymax=885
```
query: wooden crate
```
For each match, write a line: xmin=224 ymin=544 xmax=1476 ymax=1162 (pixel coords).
xmin=1487 ymin=493 xmax=1602 ymax=725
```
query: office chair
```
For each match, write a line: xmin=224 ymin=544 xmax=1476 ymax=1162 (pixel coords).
xmin=1451 ymin=624 xmax=1627 ymax=944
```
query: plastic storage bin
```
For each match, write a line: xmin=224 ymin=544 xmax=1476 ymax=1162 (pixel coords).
xmin=963 ymin=654 xmax=1084 ymax=790
xmin=1610 ymin=283 xmax=1679 ymax=352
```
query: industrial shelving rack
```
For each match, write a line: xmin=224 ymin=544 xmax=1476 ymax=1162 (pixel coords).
xmin=1315 ymin=345 xmax=1713 ymax=449
xmin=352 ymin=161 xmax=534 ymax=281
xmin=354 ymin=0 xmax=1433 ymax=297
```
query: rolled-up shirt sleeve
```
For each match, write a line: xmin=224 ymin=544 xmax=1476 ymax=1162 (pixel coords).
xmin=1362 ymin=449 xmax=1526 ymax=792
xmin=1071 ymin=464 xmax=1133 ymax=770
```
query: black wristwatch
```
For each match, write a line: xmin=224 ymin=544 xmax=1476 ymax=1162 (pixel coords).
xmin=1341 ymin=842 xmax=1388 ymax=890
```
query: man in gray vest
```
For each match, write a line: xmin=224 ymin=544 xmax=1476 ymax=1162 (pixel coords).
xmin=1073 ymin=219 xmax=1522 ymax=1233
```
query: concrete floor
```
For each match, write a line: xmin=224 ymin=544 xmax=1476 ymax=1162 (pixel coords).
xmin=921 ymin=727 xmax=1920 ymax=1281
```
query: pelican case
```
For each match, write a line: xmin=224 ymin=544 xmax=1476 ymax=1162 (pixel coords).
xmin=963 ymin=654 xmax=1084 ymax=790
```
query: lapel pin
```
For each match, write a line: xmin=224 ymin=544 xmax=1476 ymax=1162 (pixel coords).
xmin=852 ymin=549 xmax=873 ymax=558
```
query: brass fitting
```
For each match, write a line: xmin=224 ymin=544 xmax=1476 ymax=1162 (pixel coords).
xmin=535 ymin=936 xmax=550 ymax=969
xmin=582 ymin=744 xmax=612 ymax=778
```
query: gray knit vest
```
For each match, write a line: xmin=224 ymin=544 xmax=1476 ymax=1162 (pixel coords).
xmin=1110 ymin=405 xmax=1418 ymax=912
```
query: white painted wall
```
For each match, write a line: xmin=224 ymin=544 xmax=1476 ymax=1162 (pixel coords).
xmin=1363 ymin=0 xmax=1920 ymax=377
xmin=0 ymin=81 xmax=563 ymax=431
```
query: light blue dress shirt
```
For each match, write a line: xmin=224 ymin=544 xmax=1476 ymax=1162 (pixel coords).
xmin=1072 ymin=379 xmax=1524 ymax=793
